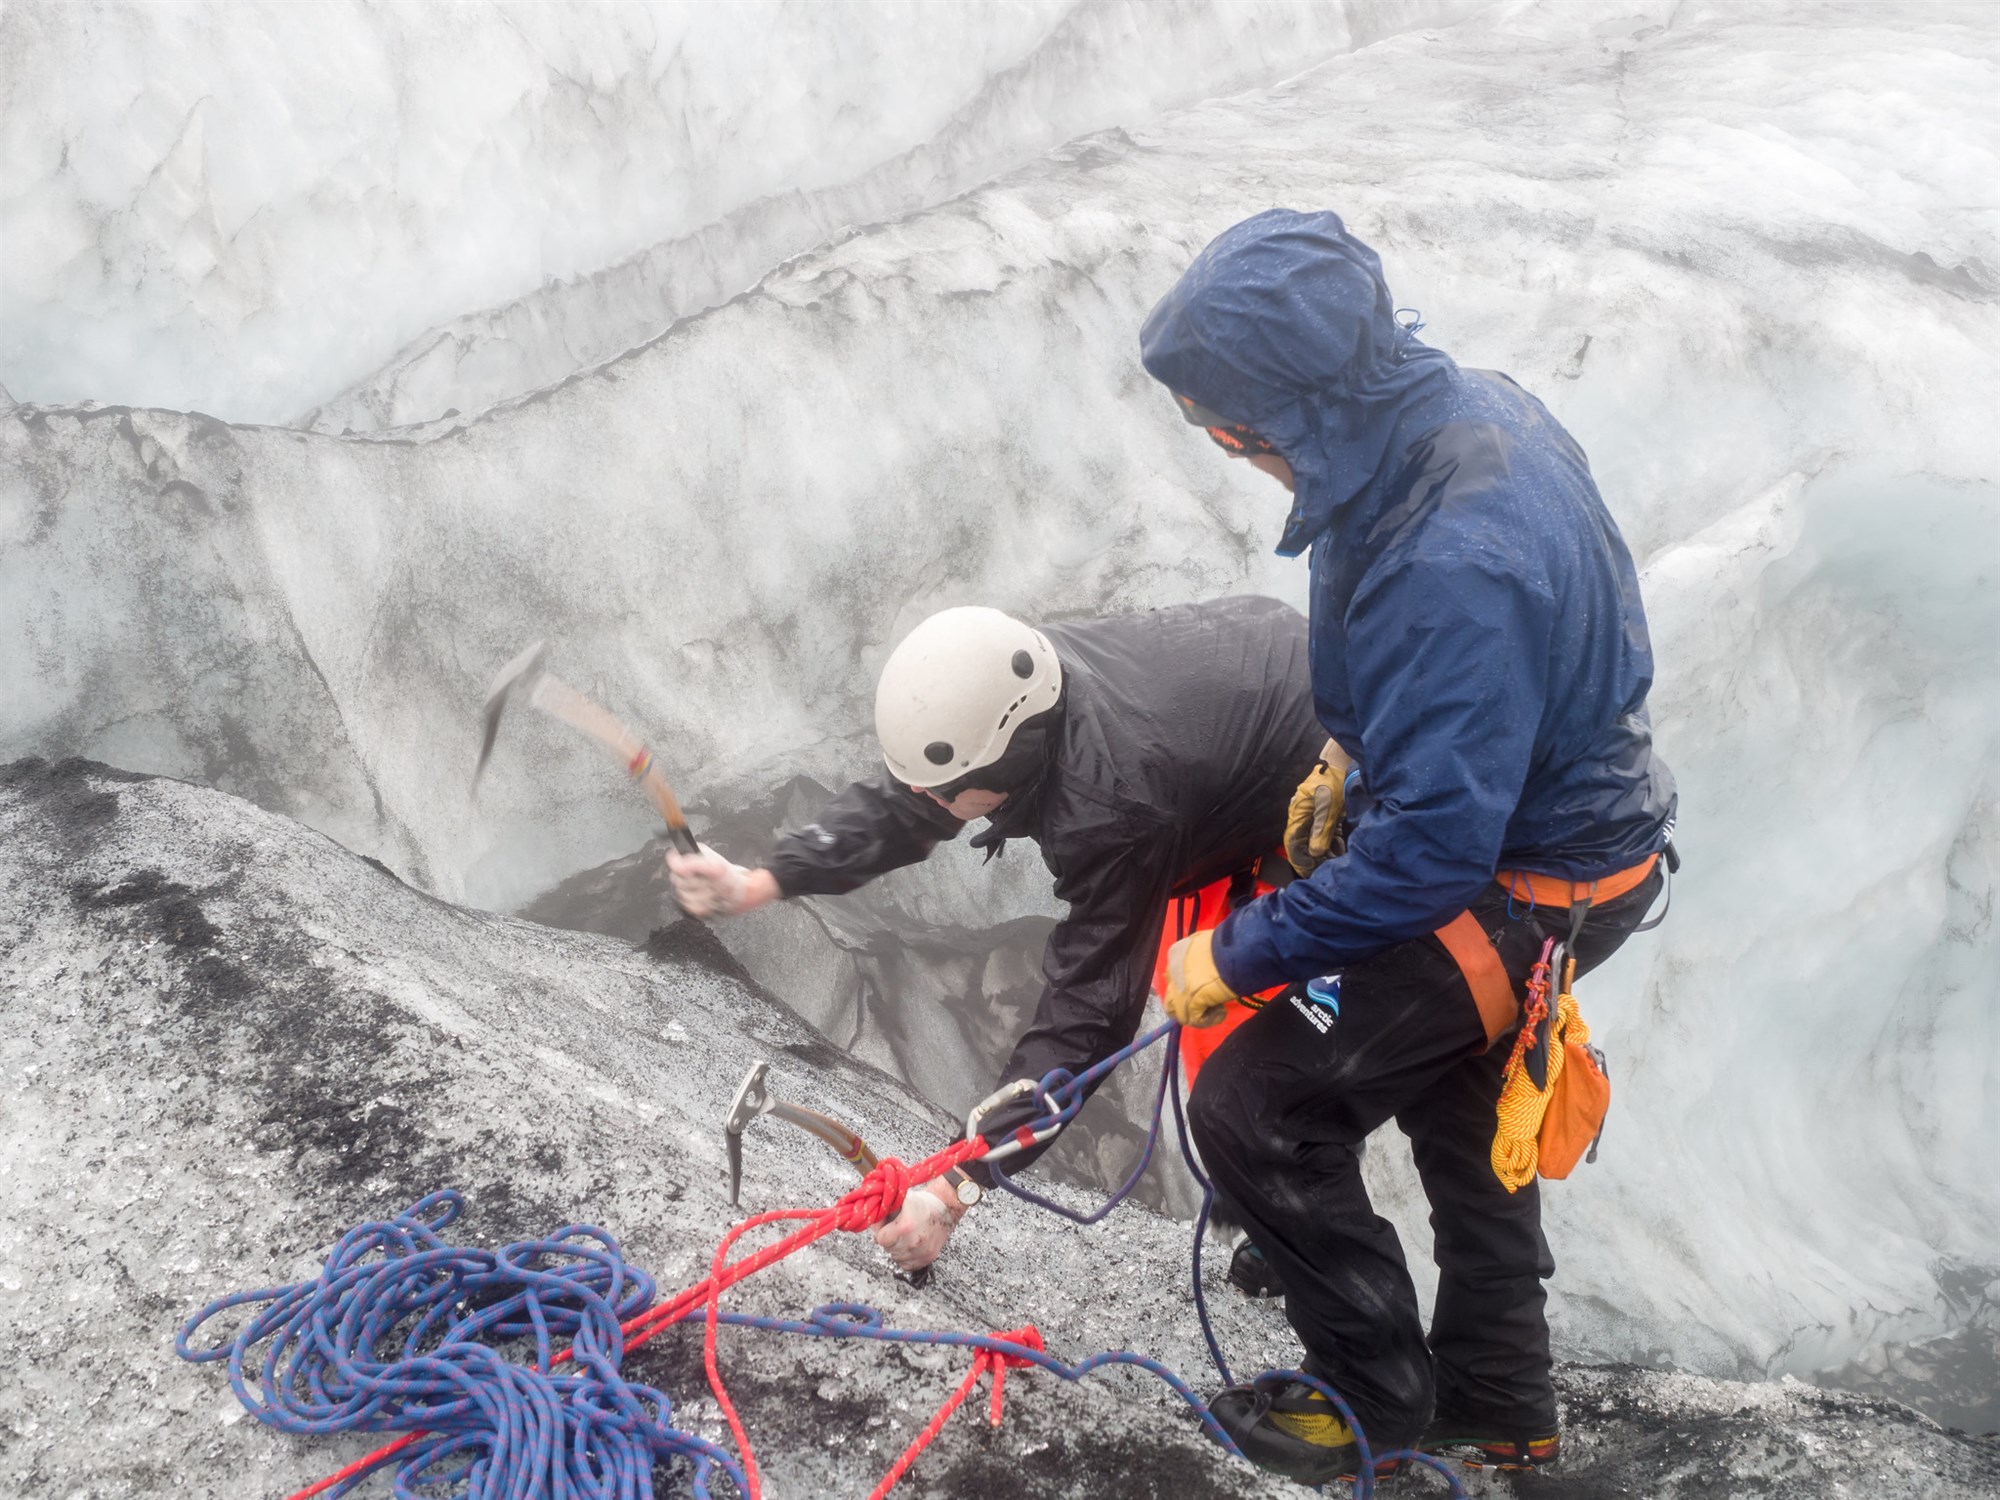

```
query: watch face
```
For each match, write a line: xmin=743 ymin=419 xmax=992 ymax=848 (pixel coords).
xmin=955 ymin=1178 xmax=983 ymax=1206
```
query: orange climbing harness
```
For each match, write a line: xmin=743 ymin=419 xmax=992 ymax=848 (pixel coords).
xmin=1434 ymin=911 xmax=1519 ymax=1050
xmin=1436 ymin=856 xmax=1655 ymax=1189
xmin=1495 ymin=853 xmax=1658 ymax=913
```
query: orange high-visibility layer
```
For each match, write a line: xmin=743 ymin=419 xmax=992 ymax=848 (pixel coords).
xmin=1495 ymin=852 xmax=1658 ymax=910
xmin=1152 ymin=867 xmax=1286 ymax=1088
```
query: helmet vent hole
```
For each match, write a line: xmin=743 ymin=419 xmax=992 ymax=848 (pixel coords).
xmin=1011 ymin=650 xmax=1034 ymax=679
xmin=924 ymin=741 xmax=954 ymax=766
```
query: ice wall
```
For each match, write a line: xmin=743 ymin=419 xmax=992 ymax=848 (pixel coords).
xmin=3 ymin=0 xmax=1996 ymax=1401
xmin=1 ymin=0 xmax=1484 ymax=427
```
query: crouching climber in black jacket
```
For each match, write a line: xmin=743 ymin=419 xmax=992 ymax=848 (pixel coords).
xmin=666 ymin=595 xmax=1323 ymax=1271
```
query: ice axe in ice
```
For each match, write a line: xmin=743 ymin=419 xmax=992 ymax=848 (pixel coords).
xmin=724 ymin=1060 xmax=880 ymax=1204
xmin=724 ymin=1060 xmax=934 ymax=1288
xmin=473 ymin=640 xmax=700 ymax=856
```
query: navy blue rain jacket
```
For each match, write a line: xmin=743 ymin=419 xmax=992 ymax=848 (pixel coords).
xmin=1140 ymin=209 xmax=1677 ymax=993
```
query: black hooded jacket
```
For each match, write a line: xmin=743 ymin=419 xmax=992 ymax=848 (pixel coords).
xmin=762 ymin=595 xmax=1323 ymax=1169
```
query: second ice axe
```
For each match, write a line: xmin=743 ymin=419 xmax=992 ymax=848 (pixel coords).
xmin=723 ymin=1062 xmax=942 ymax=1289
xmin=473 ymin=640 xmax=700 ymax=856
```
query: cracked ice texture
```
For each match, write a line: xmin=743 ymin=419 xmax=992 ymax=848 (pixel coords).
xmin=0 ymin=0 xmax=1484 ymax=427
xmin=2 ymin=0 xmax=1997 ymax=1408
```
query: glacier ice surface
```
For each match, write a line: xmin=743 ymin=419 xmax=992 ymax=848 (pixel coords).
xmin=1 ymin=0 xmax=1483 ymax=427
xmin=1 ymin=0 xmax=1996 ymax=1430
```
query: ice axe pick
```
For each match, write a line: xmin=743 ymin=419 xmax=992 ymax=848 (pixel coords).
xmin=473 ymin=639 xmax=700 ymax=856
xmin=723 ymin=1060 xmax=879 ymax=1206
xmin=723 ymin=1062 xmax=933 ymax=1287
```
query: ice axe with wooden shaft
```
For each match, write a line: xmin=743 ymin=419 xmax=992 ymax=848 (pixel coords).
xmin=724 ymin=1060 xmax=940 ymax=1288
xmin=472 ymin=640 xmax=700 ymax=857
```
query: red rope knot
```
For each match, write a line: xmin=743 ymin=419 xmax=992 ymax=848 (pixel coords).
xmin=976 ymin=1325 xmax=1044 ymax=1426
xmin=834 ymin=1157 xmax=910 ymax=1232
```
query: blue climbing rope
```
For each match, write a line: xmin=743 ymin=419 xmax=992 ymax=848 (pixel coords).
xmin=1164 ymin=1028 xmax=1236 ymax=1388
xmin=176 ymin=1190 xmax=745 ymax=1499
xmin=698 ymin=1301 xmax=1243 ymax=1453
xmin=970 ymin=1020 xmax=1468 ymax=1498
xmin=180 ymin=1022 xmax=1469 ymax=1498
xmin=985 ymin=1022 xmax=1178 ymax=1225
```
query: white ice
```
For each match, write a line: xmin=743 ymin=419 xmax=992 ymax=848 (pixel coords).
xmin=2 ymin=0 xmax=1996 ymax=1408
xmin=0 ymin=0 xmax=1480 ymax=427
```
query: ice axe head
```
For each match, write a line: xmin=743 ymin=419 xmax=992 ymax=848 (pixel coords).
xmin=473 ymin=640 xmax=549 ymax=790
xmin=724 ymin=1060 xmax=772 ymax=1207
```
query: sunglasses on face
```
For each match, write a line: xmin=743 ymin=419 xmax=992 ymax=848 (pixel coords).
xmin=1173 ymin=392 xmax=1279 ymax=457
xmin=909 ymin=772 xmax=982 ymax=805
xmin=1204 ymin=424 xmax=1279 ymax=457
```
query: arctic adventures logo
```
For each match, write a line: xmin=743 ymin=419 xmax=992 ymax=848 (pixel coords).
xmin=1289 ymin=973 xmax=1341 ymax=1034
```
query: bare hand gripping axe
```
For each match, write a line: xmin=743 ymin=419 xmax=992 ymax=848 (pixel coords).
xmin=724 ymin=1061 xmax=934 ymax=1288
xmin=473 ymin=640 xmax=700 ymax=856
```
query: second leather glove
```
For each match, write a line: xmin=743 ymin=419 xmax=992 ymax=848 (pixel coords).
xmin=1164 ymin=930 xmax=1239 ymax=1027
xmin=1285 ymin=760 xmax=1347 ymax=877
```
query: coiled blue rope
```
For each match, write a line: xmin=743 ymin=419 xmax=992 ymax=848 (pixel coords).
xmin=179 ymin=1025 xmax=1466 ymax=1499
xmin=174 ymin=1188 xmax=1243 ymax=1497
xmin=176 ymin=1190 xmax=745 ymax=1499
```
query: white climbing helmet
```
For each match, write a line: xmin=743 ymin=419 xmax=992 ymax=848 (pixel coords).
xmin=876 ymin=607 xmax=1063 ymax=789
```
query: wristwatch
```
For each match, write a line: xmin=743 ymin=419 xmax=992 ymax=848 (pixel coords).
xmin=944 ymin=1168 xmax=983 ymax=1207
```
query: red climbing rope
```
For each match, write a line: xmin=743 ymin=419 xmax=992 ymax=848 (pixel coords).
xmin=867 ymin=1324 xmax=1044 ymax=1500
xmin=288 ymin=1136 xmax=988 ymax=1500
xmin=675 ymin=1147 xmax=986 ymax=1498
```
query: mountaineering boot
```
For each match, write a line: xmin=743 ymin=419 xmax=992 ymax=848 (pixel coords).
xmin=1419 ymin=1410 xmax=1561 ymax=1470
xmin=1207 ymin=1373 xmax=1405 ymax=1485
xmin=1226 ymin=1239 xmax=1286 ymax=1298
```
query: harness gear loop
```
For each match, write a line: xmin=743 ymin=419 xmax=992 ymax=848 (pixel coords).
xmin=1491 ymin=942 xmax=1561 ymax=1190
xmin=1489 ymin=946 xmax=1612 ymax=1190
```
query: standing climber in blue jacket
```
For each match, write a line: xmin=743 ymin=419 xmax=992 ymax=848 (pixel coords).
xmin=1141 ymin=209 xmax=1677 ymax=1483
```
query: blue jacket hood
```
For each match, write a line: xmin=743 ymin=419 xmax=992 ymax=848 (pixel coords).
xmin=1139 ymin=208 xmax=1457 ymax=556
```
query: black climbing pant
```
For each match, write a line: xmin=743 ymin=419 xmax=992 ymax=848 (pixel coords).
xmin=1186 ymin=868 xmax=1665 ymax=1444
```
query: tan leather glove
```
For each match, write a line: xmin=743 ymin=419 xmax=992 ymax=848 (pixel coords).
xmin=1285 ymin=760 xmax=1347 ymax=877
xmin=1164 ymin=930 xmax=1238 ymax=1027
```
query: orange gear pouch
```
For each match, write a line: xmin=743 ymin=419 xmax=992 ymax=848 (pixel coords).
xmin=1446 ymin=921 xmax=1614 ymax=1189
xmin=1537 ymin=1037 xmax=1610 ymax=1180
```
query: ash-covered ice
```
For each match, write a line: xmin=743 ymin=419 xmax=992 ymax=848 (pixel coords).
xmin=4 ymin=758 xmax=1996 ymax=1498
